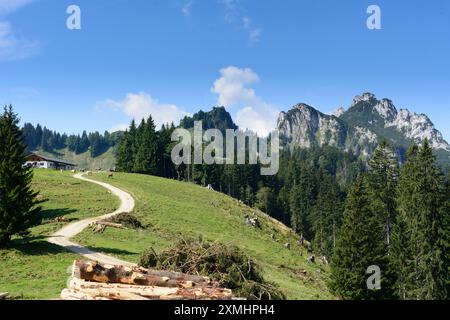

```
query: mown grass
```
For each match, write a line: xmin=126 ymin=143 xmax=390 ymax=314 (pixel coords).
xmin=74 ymin=173 xmax=334 ymax=300
xmin=0 ymin=169 xmax=119 ymax=299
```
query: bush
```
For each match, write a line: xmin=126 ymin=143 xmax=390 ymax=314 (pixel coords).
xmin=106 ymin=212 xmax=145 ymax=230
xmin=139 ymin=238 xmax=285 ymax=300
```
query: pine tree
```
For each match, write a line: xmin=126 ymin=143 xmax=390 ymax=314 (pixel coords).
xmin=0 ymin=106 xmax=42 ymax=246
xmin=366 ymin=141 xmax=399 ymax=246
xmin=392 ymin=141 xmax=447 ymax=299
xmin=330 ymin=176 xmax=391 ymax=300
xmin=310 ymin=170 xmax=343 ymax=257
xmin=116 ymin=120 xmax=136 ymax=172
xmin=133 ymin=116 xmax=158 ymax=175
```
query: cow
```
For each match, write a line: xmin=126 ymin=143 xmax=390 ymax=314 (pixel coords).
xmin=108 ymin=172 xmax=114 ymax=179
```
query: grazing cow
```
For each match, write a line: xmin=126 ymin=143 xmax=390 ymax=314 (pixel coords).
xmin=321 ymin=256 xmax=329 ymax=265
xmin=87 ymin=171 xmax=93 ymax=176
xmin=206 ymin=184 xmax=214 ymax=190
xmin=307 ymin=255 xmax=316 ymax=264
xmin=244 ymin=215 xmax=259 ymax=228
xmin=284 ymin=243 xmax=291 ymax=250
xmin=108 ymin=172 xmax=114 ymax=179
xmin=71 ymin=169 xmax=76 ymax=173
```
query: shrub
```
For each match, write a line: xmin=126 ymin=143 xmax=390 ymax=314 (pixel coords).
xmin=139 ymin=238 xmax=285 ymax=300
xmin=106 ymin=212 xmax=145 ymax=230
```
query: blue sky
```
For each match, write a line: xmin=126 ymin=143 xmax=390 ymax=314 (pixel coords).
xmin=0 ymin=0 xmax=449 ymax=139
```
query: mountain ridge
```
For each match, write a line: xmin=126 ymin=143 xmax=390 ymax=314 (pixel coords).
xmin=277 ymin=92 xmax=450 ymax=164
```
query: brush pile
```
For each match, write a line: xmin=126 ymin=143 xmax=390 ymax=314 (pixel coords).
xmin=60 ymin=260 xmax=235 ymax=300
xmin=139 ymin=238 xmax=285 ymax=300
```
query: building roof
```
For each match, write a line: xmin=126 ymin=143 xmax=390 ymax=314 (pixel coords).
xmin=26 ymin=153 xmax=77 ymax=166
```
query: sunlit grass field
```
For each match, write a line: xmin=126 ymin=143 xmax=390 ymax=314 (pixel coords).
xmin=74 ymin=172 xmax=334 ymax=300
xmin=0 ymin=170 xmax=118 ymax=299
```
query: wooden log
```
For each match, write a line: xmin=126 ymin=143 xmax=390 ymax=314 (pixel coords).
xmin=73 ymin=260 xmax=214 ymax=288
xmin=60 ymin=289 xmax=111 ymax=300
xmin=92 ymin=221 xmax=129 ymax=230
xmin=68 ymin=278 xmax=233 ymax=300
xmin=0 ymin=292 xmax=9 ymax=300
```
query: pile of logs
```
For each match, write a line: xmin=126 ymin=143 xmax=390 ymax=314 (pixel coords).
xmin=61 ymin=260 xmax=236 ymax=300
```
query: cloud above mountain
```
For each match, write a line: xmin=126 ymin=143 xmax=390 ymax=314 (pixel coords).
xmin=212 ymin=66 xmax=278 ymax=136
xmin=100 ymin=92 xmax=190 ymax=130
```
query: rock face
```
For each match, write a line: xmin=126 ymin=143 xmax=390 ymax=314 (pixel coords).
xmin=277 ymin=93 xmax=450 ymax=163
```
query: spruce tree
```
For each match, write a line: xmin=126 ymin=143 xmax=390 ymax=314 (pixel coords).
xmin=392 ymin=141 xmax=447 ymax=299
xmin=366 ymin=141 xmax=399 ymax=246
xmin=116 ymin=120 xmax=136 ymax=172
xmin=330 ymin=176 xmax=391 ymax=300
xmin=0 ymin=106 xmax=42 ymax=246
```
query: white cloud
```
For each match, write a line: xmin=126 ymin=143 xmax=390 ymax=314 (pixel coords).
xmin=0 ymin=21 xmax=39 ymax=61
xmin=219 ymin=0 xmax=262 ymax=43
xmin=100 ymin=92 xmax=190 ymax=130
xmin=181 ymin=1 xmax=193 ymax=17
xmin=0 ymin=0 xmax=34 ymax=16
xmin=249 ymin=28 xmax=261 ymax=42
xmin=212 ymin=66 xmax=278 ymax=137
xmin=0 ymin=1 xmax=39 ymax=61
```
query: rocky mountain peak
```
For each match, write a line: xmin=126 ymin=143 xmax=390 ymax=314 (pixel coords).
xmin=277 ymin=93 xmax=450 ymax=164
xmin=333 ymin=107 xmax=346 ymax=118
xmin=351 ymin=92 xmax=377 ymax=106
xmin=373 ymin=98 xmax=398 ymax=122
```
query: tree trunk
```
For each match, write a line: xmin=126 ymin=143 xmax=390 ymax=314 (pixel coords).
xmin=67 ymin=278 xmax=233 ymax=300
xmin=73 ymin=260 xmax=214 ymax=288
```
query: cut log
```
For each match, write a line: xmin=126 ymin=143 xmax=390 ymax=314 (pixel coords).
xmin=60 ymin=289 xmax=111 ymax=300
xmin=89 ymin=221 xmax=128 ymax=233
xmin=0 ymin=292 xmax=9 ymax=300
xmin=73 ymin=260 xmax=215 ymax=288
xmin=68 ymin=278 xmax=233 ymax=300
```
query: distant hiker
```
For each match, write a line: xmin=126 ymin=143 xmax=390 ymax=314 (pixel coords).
xmin=284 ymin=243 xmax=291 ymax=250
xmin=206 ymin=184 xmax=214 ymax=190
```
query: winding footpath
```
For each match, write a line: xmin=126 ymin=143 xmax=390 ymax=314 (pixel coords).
xmin=47 ymin=173 xmax=136 ymax=267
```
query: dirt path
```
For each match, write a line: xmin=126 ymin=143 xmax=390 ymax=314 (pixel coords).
xmin=47 ymin=173 xmax=136 ymax=267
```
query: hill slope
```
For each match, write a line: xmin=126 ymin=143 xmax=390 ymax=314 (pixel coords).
xmin=0 ymin=170 xmax=118 ymax=299
xmin=73 ymin=173 xmax=334 ymax=299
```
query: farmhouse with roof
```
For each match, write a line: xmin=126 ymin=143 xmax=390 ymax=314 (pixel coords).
xmin=24 ymin=153 xmax=76 ymax=171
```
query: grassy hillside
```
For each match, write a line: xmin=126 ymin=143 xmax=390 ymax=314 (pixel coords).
xmin=73 ymin=173 xmax=334 ymax=300
xmin=0 ymin=170 xmax=118 ymax=299
xmin=35 ymin=147 xmax=116 ymax=170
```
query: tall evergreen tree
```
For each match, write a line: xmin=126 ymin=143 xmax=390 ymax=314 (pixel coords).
xmin=330 ymin=176 xmax=391 ymax=300
xmin=310 ymin=170 xmax=343 ymax=257
xmin=366 ymin=141 xmax=399 ymax=246
xmin=0 ymin=106 xmax=42 ymax=246
xmin=116 ymin=120 xmax=136 ymax=172
xmin=391 ymin=141 xmax=447 ymax=299
xmin=133 ymin=116 xmax=158 ymax=175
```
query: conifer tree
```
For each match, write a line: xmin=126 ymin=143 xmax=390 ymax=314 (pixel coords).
xmin=116 ymin=120 xmax=136 ymax=172
xmin=330 ymin=176 xmax=391 ymax=300
xmin=366 ymin=141 xmax=399 ymax=246
xmin=0 ymin=106 xmax=42 ymax=246
xmin=133 ymin=116 xmax=158 ymax=175
xmin=392 ymin=141 xmax=447 ymax=299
